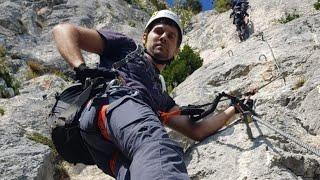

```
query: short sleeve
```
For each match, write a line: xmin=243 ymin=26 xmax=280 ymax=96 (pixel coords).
xmin=97 ymin=28 xmax=137 ymax=66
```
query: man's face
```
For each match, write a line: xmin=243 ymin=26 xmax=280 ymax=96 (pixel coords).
xmin=143 ymin=23 xmax=180 ymax=61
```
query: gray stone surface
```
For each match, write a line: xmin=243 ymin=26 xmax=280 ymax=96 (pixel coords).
xmin=0 ymin=75 xmax=66 ymax=179
xmin=0 ymin=0 xmax=319 ymax=179
xmin=0 ymin=78 xmax=7 ymax=89
xmin=0 ymin=0 xmax=150 ymax=179
xmin=2 ymin=87 xmax=14 ymax=97
xmin=0 ymin=1 xmax=25 ymax=36
xmin=0 ymin=125 xmax=53 ymax=180
xmin=172 ymin=0 xmax=320 ymax=179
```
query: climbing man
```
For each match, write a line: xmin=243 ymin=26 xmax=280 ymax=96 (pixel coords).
xmin=230 ymin=0 xmax=250 ymax=41
xmin=52 ymin=9 xmax=249 ymax=179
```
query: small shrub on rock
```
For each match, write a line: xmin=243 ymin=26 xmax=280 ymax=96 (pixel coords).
xmin=0 ymin=107 xmax=4 ymax=116
xmin=150 ymin=0 xmax=166 ymax=10
xmin=26 ymin=132 xmax=70 ymax=179
xmin=278 ymin=9 xmax=300 ymax=24
xmin=172 ymin=7 xmax=194 ymax=30
xmin=314 ymin=0 xmax=320 ymax=10
xmin=161 ymin=44 xmax=203 ymax=92
xmin=215 ymin=0 xmax=232 ymax=13
xmin=0 ymin=46 xmax=20 ymax=97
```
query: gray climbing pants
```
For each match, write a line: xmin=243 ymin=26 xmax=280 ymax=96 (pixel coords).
xmin=79 ymin=95 xmax=189 ymax=180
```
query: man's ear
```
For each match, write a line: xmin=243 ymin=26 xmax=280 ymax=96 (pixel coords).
xmin=142 ymin=32 xmax=147 ymax=46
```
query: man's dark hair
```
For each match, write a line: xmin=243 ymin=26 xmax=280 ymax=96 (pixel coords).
xmin=145 ymin=18 xmax=182 ymax=47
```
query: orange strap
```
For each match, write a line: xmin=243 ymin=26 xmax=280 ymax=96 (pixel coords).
xmin=98 ymin=105 xmax=110 ymax=140
xmin=159 ymin=110 xmax=181 ymax=125
xmin=108 ymin=151 xmax=119 ymax=177
xmin=97 ymin=105 xmax=119 ymax=177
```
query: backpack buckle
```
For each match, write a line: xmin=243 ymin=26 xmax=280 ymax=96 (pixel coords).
xmin=48 ymin=115 xmax=66 ymax=129
xmin=105 ymin=78 xmax=124 ymax=93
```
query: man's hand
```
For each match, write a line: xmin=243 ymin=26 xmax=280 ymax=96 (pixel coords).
xmin=74 ymin=63 xmax=93 ymax=82
xmin=230 ymin=12 xmax=234 ymax=18
xmin=74 ymin=63 xmax=117 ymax=83
xmin=238 ymin=98 xmax=254 ymax=113
xmin=230 ymin=98 xmax=254 ymax=114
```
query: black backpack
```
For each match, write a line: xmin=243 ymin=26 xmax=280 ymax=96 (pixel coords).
xmin=48 ymin=45 xmax=143 ymax=164
xmin=48 ymin=78 xmax=108 ymax=165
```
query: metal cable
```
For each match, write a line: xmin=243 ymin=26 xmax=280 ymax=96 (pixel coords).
xmin=260 ymin=33 xmax=286 ymax=84
xmin=252 ymin=116 xmax=320 ymax=157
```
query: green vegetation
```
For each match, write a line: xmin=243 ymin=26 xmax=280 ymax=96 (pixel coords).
xmin=314 ymin=0 xmax=320 ymax=10
xmin=128 ymin=20 xmax=136 ymax=27
xmin=277 ymin=9 xmax=300 ymax=24
xmin=26 ymin=60 xmax=47 ymax=80
xmin=27 ymin=60 xmax=46 ymax=75
xmin=52 ymin=70 xmax=70 ymax=82
xmin=150 ymin=0 xmax=167 ymax=11
xmin=124 ymin=0 xmax=133 ymax=4
xmin=0 ymin=45 xmax=20 ymax=96
xmin=124 ymin=0 xmax=149 ymax=13
xmin=171 ymin=0 xmax=203 ymax=30
xmin=0 ymin=45 xmax=5 ymax=57
xmin=215 ymin=0 xmax=232 ymax=13
xmin=25 ymin=59 xmax=71 ymax=81
xmin=124 ymin=0 xmax=167 ymax=14
xmin=172 ymin=7 xmax=194 ymax=30
xmin=27 ymin=132 xmax=69 ymax=179
xmin=175 ymin=0 xmax=202 ymax=14
xmin=26 ymin=70 xmax=39 ymax=80
xmin=186 ymin=0 xmax=202 ymax=14
xmin=0 ymin=107 xmax=4 ymax=116
xmin=161 ymin=44 xmax=203 ymax=92
xmin=53 ymin=163 xmax=70 ymax=180
xmin=125 ymin=0 xmax=202 ymax=30
xmin=27 ymin=132 xmax=57 ymax=155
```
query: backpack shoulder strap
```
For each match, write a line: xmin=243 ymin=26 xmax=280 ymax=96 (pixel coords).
xmin=59 ymin=81 xmax=94 ymax=124
xmin=112 ymin=44 xmax=144 ymax=69
xmin=58 ymin=77 xmax=108 ymax=124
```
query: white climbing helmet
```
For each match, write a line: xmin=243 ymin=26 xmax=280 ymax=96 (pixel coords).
xmin=145 ymin=10 xmax=183 ymax=45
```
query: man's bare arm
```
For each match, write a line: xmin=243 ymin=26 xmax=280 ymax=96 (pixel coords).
xmin=52 ymin=23 xmax=105 ymax=68
xmin=165 ymin=105 xmax=236 ymax=141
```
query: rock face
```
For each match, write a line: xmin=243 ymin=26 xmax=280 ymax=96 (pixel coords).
xmin=0 ymin=0 xmax=149 ymax=179
xmin=0 ymin=75 xmax=66 ymax=180
xmin=174 ymin=0 xmax=320 ymax=179
xmin=0 ymin=0 xmax=320 ymax=179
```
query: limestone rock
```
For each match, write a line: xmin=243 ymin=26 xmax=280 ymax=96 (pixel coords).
xmin=1 ymin=0 xmax=320 ymax=179
xmin=174 ymin=0 xmax=320 ymax=179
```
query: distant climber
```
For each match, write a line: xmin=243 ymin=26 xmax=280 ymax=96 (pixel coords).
xmin=230 ymin=0 xmax=250 ymax=41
